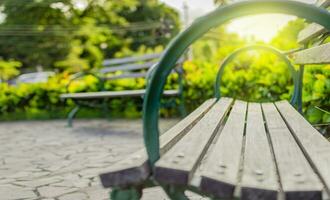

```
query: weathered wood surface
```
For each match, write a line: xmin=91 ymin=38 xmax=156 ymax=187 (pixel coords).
xmin=318 ymin=0 xmax=330 ymax=7
xmin=103 ymin=53 xmax=162 ymax=66
xmin=276 ymin=101 xmax=330 ymax=196
xmin=154 ymin=98 xmax=233 ymax=186
xmin=100 ymin=99 xmax=216 ymax=188
xmin=198 ymin=101 xmax=247 ymax=199
xmin=241 ymin=103 xmax=278 ymax=200
xmin=100 ymin=61 xmax=157 ymax=74
xmin=100 ymin=99 xmax=330 ymax=199
xmin=293 ymin=43 xmax=330 ymax=65
xmin=60 ymin=89 xmax=179 ymax=99
xmin=297 ymin=0 xmax=330 ymax=44
xmin=262 ymin=103 xmax=323 ymax=200
xmin=159 ymin=99 xmax=217 ymax=154
xmin=297 ymin=23 xmax=327 ymax=44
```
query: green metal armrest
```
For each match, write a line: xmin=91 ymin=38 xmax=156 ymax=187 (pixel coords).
xmin=143 ymin=0 xmax=330 ymax=165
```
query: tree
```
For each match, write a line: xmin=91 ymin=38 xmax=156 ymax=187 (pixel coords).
xmin=0 ymin=0 xmax=74 ymax=69
xmin=0 ymin=0 xmax=180 ymax=72
xmin=0 ymin=59 xmax=22 ymax=81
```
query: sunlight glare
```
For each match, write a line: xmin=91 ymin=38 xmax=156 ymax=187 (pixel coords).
xmin=227 ymin=14 xmax=296 ymax=42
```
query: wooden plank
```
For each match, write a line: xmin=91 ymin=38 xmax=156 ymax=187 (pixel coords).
xmin=241 ymin=103 xmax=278 ymax=200
xmin=198 ymin=101 xmax=247 ymax=199
xmin=60 ymin=89 xmax=179 ymax=99
xmin=100 ymin=99 xmax=217 ymax=188
xmin=298 ymin=23 xmax=327 ymax=44
xmin=262 ymin=103 xmax=323 ymax=200
xmin=100 ymin=61 xmax=157 ymax=74
xmin=103 ymin=53 xmax=162 ymax=66
xmin=104 ymin=72 xmax=147 ymax=80
xmin=276 ymin=101 xmax=330 ymax=195
xmin=104 ymin=70 xmax=178 ymax=81
xmin=293 ymin=43 xmax=330 ymax=65
xmin=317 ymin=0 xmax=330 ymax=7
xmin=154 ymin=98 xmax=233 ymax=186
xmin=297 ymin=0 xmax=330 ymax=44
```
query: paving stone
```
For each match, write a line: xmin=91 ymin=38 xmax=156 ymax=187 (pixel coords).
xmin=15 ymin=176 xmax=63 ymax=188
xmin=0 ymin=119 xmax=178 ymax=200
xmin=58 ymin=192 xmax=88 ymax=200
xmin=38 ymin=186 xmax=78 ymax=198
xmin=0 ymin=185 xmax=36 ymax=200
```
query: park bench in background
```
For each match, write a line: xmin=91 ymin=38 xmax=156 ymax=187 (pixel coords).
xmin=99 ymin=1 xmax=330 ymax=200
xmin=60 ymin=53 xmax=186 ymax=127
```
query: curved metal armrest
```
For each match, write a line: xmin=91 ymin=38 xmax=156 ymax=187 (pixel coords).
xmin=143 ymin=0 xmax=330 ymax=164
xmin=214 ymin=44 xmax=299 ymax=106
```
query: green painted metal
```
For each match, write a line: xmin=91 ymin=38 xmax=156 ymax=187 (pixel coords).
xmin=162 ymin=185 xmax=189 ymax=200
xmin=213 ymin=44 xmax=299 ymax=106
xmin=143 ymin=0 xmax=330 ymax=164
xmin=65 ymin=71 xmax=105 ymax=126
xmin=67 ymin=105 xmax=80 ymax=127
xmin=110 ymin=188 xmax=142 ymax=200
xmin=297 ymin=65 xmax=305 ymax=113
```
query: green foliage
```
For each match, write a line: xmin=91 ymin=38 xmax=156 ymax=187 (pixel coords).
xmin=0 ymin=4 xmax=328 ymax=134
xmin=0 ymin=0 xmax=73 ymax=68
xmin=0 ymin=59 xmax=22 ymax=81
xmin=0 ymin=0 xmax=180 ymax=71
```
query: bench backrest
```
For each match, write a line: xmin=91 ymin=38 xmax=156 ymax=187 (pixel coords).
xmin=288 ymin=0 xmax=330 ymax=111
xmin=101 ymin=53 xmax=184 ymax=81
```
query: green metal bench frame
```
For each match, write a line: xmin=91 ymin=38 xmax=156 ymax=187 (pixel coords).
xmin=62 ymin=55 xmax=186 ymax=127
xmin=214 ymin=44 xmax=299 ymax=108
xmin=138 ymin=0 xmax=330 ymax=199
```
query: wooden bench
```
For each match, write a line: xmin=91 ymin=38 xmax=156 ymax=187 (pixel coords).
xmin=99 ymin=1 xmax=330 ymax=199
xmin=60 ymin=53 xmax=186 ymax=127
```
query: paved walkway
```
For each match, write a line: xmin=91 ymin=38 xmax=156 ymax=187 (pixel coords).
xmin=0 ymin=119 xmax=203 ymax=200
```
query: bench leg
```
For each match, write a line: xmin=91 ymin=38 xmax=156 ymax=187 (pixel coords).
xmin=162 ymin=185 xmax=189 ymax=200
xmin=110 ymin=188 xmax=142 ymax=200
xmin=178 ymin=100 xmax=187 ymax=117
xmin=102 ymin=99 xmax=111 ymax=120
xmin=67 ymin=106 xmax=80 ymax=127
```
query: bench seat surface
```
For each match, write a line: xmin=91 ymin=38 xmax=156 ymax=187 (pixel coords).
xmin=100 ymin=98 xmax=330 ymax=200
xmin=60 ymin=89 xmax=180 ymax=99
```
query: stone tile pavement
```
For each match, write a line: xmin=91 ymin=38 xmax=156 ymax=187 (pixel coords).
xmin=0 ymin=119 xmax=207 ymax=200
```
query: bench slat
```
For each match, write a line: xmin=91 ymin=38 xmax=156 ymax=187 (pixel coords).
xmin=318 ymin=0 xmax=330 ymax=7
xmin=104 ymin=72 xmax=148 ymax=80
xmin=100 ymin=61 xmax=157 ymax=74
xmin=293 ymin=43 xmax=330 ymax=65
xmin=297 ymin=0 xmax=330 ymax=44
xmin=276 ymin=101 xmax=330 ymax=195
xmin=154 ymin=98 xmax=233 ymax=186
xmin=103 ymin=53 xmax=162 ymax=66
xmin=198 ymin=100 xmax=247 ymax=199
xmin=241 ymin=103 xmax=278 ymax=200
xmin=262 ymin=103 xmax=323 ymax=200
xmin=60 ymin=89 xmax=179 ymax=99
xmin=99 ymin=99 xmax=216 ymax=188
xmin=298 ymin=23 xmax=327 ymax=44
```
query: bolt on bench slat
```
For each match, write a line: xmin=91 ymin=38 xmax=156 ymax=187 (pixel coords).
xmin=241 ymin=103 xmax=278 ymax=200
xmin=197 ymin=100 xmax=247 ymax=199
xmin=154 ymin=98 xmax=233 ymax=186
xmin=262 ymin=103 xmax=323 ymax=200
xmin=100 ymin=99 xmax=217 ymax=188
xmin=276 ymin=101 xmax=330 ymax=196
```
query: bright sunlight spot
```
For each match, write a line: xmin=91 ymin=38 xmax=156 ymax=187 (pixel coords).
xmin=161 ymin=0 xmax=315 ymax=42
xmin=227 ymin=14 xmax=297 ymax=42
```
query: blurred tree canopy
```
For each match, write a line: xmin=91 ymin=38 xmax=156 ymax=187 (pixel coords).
xmin=0 ymin=0 xmax=180 ymax=71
